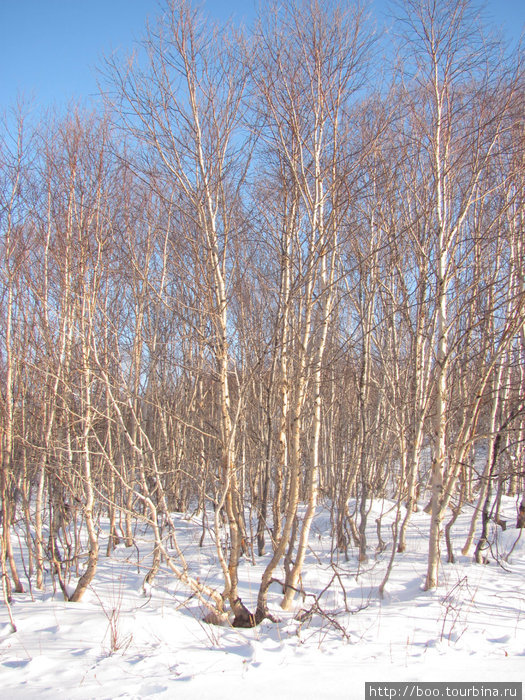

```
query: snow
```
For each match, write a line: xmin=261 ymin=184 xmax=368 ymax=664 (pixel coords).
xmin=1 ymin=498 xmax=524 ymax=699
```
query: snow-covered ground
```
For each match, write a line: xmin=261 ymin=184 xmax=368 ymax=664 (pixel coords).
xmin=1 ymin=498 xmax=524 ymax=699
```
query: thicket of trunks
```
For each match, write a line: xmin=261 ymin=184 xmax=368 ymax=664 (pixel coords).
xmin=1 ymin=0 xmax=524 ymax=625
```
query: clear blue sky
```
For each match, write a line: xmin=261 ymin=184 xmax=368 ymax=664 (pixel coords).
xmin=1 ymin=0 xmax=523 ymax=114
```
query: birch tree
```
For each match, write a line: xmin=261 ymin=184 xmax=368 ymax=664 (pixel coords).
xmin=396 ymin=0 xmax=522 ymax=587
xmin=106 ymin=0 xmax=256 ymax=623
xmin=250 ymin=0 xmax=373 ymax=613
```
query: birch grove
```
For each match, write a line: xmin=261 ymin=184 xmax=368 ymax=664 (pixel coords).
xmin=0 ymin=0 xmax=524 ymax=622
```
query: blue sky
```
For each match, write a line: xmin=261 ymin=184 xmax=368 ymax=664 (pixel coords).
xmin=1 ymin=0 xmax=523 ymax=114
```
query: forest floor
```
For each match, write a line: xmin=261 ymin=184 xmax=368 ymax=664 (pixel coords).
xmin=1 ymin=497 xmax=524 ymax=699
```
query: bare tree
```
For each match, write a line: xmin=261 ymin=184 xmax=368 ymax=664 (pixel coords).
xmin=394 ymin=0 xmax=522 ymax=588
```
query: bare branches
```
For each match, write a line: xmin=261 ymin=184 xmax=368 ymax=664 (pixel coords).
xmin=0 ymin=0 xmax=523 ymax=624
